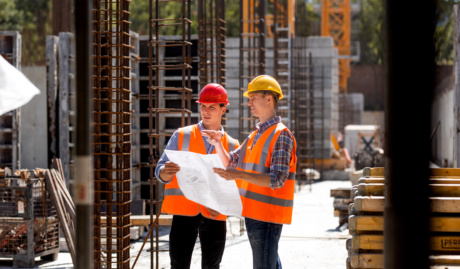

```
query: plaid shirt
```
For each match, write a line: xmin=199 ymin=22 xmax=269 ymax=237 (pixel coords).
xmin=229 ymin=116 xmax=295 ymax=189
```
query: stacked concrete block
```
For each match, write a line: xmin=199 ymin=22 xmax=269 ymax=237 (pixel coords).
xmin=339 ymin=93 xmax=364 ymax=133
xmin=306 ymin=36 xmax=340 ymax=159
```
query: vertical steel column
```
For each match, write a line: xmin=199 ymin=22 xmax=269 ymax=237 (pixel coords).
xmin=74 ymin=1 xmax=94 ymax=269
xmin=239 ymin=0 xmax=266 ymax=142
xmin=92 ymin=1 xmax=132 ymax=268
xmin=147 ymin=1 xmax=192 ymax=268
xmin=383 ymin=1 xmax=435 ymax=268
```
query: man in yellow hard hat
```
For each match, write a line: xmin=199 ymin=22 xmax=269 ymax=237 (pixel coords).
xmin=156 ymin=83 xmax=239 ymax=269
xmin=203 ymin=75 xmax=297 ymax=269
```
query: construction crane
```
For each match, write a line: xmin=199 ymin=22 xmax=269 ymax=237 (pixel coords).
xmin=320 ymin=0 xmax=351 ymax=93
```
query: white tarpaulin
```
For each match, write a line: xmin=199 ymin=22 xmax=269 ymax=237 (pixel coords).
xmin=0 ymin=56 xmax=40 ymax=115
xmin=164 ymin=149 xmax=243 ymax=217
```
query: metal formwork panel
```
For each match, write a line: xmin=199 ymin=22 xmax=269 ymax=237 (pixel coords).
xmin=92 ymin=1 xmax=132 ymax=268
xmin=239 ymin=0 xmax=266 ymax=141
xmin=130 ymin=31 xmax=141 ymax=200
xmin=57 ymin=33 xmax=75 ymax=192
xmin=0 ymin=31 xmax=21 ymax=171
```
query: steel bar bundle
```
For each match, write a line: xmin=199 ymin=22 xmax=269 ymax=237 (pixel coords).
xmin=92 ymin=1 xmax=132 ymax=268
xmin=239 ymin=0 xmax=266 ymax=142
xmin=148 ymin=0 xmax=192 ymax=268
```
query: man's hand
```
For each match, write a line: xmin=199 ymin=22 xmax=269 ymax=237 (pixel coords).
xmin=201 ymin=130 xmax=223 ymax=146
xmin=160 ymin=161 xmax=180 ymax=182
xmin=213 ymin=167 xmax=240 ymax=181
xmin=205 ymin=207 xmax=221 ymax=218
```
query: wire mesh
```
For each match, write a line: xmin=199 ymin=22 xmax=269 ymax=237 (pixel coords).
xmin=0 ymin=172 xmax=59 ymax=259
xmin=92 ymin=1 xmax=132 ymax=268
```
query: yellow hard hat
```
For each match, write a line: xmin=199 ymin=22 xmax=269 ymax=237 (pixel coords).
xmin=244 ymin=75 xmax=283 ymax=100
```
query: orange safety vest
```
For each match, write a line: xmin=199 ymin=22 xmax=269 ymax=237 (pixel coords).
xmin=236 ymin=122 xmax=297 ymax=224
xmin=161 ymin=124 xmax=239 ymax=221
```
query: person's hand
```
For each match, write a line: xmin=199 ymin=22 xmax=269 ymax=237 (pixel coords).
xmin=201 ymin=130 xmax=223 ymax=146
xmin=213 ymin=167 xmax=240 ymax=181
xmin=205 ymin=207 xmax=220 ymax=218
xmin=161 ymin=161 xmax=180 ymax=182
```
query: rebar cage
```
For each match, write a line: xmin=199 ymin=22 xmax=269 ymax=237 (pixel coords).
xmin=148 ymin=0 xmax=193 ymax=268
xmin=92 ymin=1 xmax=132 ymax=268
xmin=239 ymin=0 xmax=266 ymax=142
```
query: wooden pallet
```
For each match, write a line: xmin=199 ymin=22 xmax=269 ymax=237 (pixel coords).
xmin=347 ymin=167 xmax=460 ymax=269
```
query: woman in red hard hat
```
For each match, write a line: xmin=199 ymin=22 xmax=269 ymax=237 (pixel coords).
xmin=155 ymin=83 xmax=239 ymax=269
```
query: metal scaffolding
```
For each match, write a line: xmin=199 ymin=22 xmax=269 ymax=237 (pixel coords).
xmin=239 ymin=0 xmax=266 ymax=142
xmin=147 ymin=0 xmax=193 ymax=268
xmin=92 ymin=1 xmax=132 ymax=268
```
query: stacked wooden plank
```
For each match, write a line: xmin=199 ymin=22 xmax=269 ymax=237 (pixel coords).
xmin=347 ymin=167 xmax=460 ymax=268
xmin=331 ymin=187 xmax=352 ymax=226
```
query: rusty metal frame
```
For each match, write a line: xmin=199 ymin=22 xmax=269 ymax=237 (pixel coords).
xmin=273 ymin=0 xmax=292 ymax=128
xmin=147 ymin=1 xmax=193 ymax=268
xmin=92 ymin=1 xmax=132 ymax=268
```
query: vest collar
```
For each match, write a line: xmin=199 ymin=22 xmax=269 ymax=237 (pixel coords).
xmin=255 ymin=116 xmax=281 ymax=134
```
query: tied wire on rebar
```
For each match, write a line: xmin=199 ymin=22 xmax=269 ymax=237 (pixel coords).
xmin=239 ymin=0 xmax=266 ymax=142
xmin=92 ymin=1 xmax=132 ymax=268
xmin=145 ymin=1 xmax=192 ymax=269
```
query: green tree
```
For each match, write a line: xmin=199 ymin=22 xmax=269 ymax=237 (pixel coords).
xmin=0 ymin=0 xmax=24 ymax=31
xmin=357 ymin=0 xmax=384 ymax=65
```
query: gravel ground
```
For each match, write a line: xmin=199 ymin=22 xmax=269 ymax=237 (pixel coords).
xmin=0 ymin=179 xmax=352 ymax=269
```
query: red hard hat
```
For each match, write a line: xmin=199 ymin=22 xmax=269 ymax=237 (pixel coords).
xmin=196 ymin=83 xmax=229 ymax=105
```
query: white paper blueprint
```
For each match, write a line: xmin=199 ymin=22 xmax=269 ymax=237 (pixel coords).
xmin=164 ymin=149 xmax=243 ymax=217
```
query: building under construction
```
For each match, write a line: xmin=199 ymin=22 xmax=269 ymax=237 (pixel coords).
xmin=0 ymin=0 xmax=458 ymax=268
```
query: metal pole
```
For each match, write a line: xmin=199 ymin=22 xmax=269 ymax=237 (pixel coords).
xmin=74 ymin=1 xmax=94 ymax=269
xmin=383 ymin=1 xmax=435 ymax=268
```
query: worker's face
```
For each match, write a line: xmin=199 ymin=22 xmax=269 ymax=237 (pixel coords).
xmin=200 ymin=103 xmax=226 ymax=128
xmin=247 ymin=92 xmax=269 ymax=117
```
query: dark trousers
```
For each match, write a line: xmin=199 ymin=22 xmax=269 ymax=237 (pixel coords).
xmin=169 ymin=214 xmax=227 ymax=269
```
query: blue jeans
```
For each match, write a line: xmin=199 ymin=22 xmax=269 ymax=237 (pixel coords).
xmin=245 ymin=218 xmax=283 ymax=269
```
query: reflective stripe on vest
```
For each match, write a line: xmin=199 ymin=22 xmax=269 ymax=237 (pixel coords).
xmin=237 ymin=122 xmax=297 ymax=224
xmin=161 ymin=124 xmax=239 ymax=221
